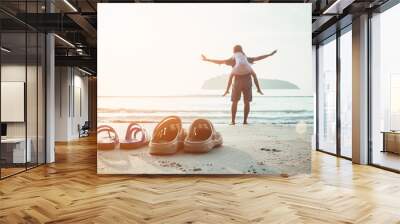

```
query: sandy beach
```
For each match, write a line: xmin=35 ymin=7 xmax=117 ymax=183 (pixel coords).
xmin=97 ymin=122 xmax=312 ymax=175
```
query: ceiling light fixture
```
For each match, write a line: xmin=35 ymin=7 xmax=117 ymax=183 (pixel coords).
xmin=78 ymin=67 xmax=93 ymax=76
xmin=54 ymin=34 xmax=75 ymax=48
xmin=76 ymin=48 xmax=85 ymax=55
xmin=323 ymin=0 xmax=354 ymax=15
xmin=63 ymin=0 xmax=78 ymax=12
xmin=1 ymin=47 xmax=11 ymax=53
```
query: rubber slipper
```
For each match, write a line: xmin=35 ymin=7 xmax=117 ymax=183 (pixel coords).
xmin=184 ymin=118 xmax=223 ymax=153
xmin=149 ymin=116 xmax=186 ymax=155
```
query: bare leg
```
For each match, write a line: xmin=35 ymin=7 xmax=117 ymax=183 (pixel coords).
xmin=243 ymin=101 xmax=250 ymax=124
xmin=251 ymin=72 xmax=263 ymax=95
xmin=223 ymin=74 xmax=234 ymax=96
xmin=231 ymin=101 xmax=238 ymax=125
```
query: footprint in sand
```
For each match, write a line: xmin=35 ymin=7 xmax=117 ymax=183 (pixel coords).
xmin=260 ymin=147 xmax=281 ymax=152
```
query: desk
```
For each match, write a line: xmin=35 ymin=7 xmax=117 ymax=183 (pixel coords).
xmin=1 ymin=138 xmax=31 ymax=163
xmin=382 ymin=131 xmax=400 ymax=154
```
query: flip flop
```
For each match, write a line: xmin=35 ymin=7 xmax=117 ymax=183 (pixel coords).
xmin=97 ymin=125 xmax=119 ymax=150
xmin=120 ymin=123 xmax=149 ymax=149
xmin=149 ymin=116 xmax=186 ymax=155
xmin=184 ymin=118 xmax=223 ymax=153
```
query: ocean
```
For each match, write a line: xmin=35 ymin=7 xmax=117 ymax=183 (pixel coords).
xmin=98 ymin=94 xmax=314 ymax=125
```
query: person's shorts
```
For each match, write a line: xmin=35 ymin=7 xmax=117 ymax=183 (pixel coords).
xmin=231 ymin=74 xmax=252 ymax=102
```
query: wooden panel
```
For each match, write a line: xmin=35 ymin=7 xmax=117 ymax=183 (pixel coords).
xmin=385 ymin=133 xmax=400 ymax=154
xmin=88 ymin=77 xmax=97 ymax=132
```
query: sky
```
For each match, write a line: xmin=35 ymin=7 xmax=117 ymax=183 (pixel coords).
xmin=98 ymin=3 xmax=312 ymax=96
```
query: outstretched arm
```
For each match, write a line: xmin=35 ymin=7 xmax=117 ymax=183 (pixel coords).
xmin=250 ymin=50 xmax=277 ymax=63
xmin=202 ymin=54 xmax=233 ymax=66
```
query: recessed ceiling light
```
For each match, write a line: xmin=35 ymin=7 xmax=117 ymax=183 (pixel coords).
xmin=323 ymin=0 xmax=354 ymax=15
xmin=78 ymin=67 xmax=93 ymax=76
xmin=54 ymin=34 xmax=75 ymax=48
xmin=63 ymin=0 xmax=78 ymax=12
xmin=1 ymin=47 xmax=11 ymax=53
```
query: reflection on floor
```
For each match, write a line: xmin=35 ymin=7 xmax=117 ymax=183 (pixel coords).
xmin=0 ymin=162 xmax=43 ymax=178
xmin=0 ymin=167 xmax=25 ymax=178
xmin=373 ymin=151 xmax=400 ymax=171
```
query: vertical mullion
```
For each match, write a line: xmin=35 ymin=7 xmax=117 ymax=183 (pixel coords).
xmin=0 ymin=25 xmax=2 ymax=179
xmin=69 ymin=69 xmax=71 ymax=118
xmin=72 ymin=69 xmax=74 ymax=118
xmin=44 ymin=34 xmax=47 ymax=164
xmin=336 ymin=30 xmax=341 ymax=157
xmin=25 ymin=0 xmax=28 ymax=171
xmin=59 ymin=68 xmax=62 ymax=117
xmin=367 ymin=11 xmax=373 ymax=165
xmin=316 ymin=45 xmax=320 ymax=150
xmin=44 ymin=0 xmax=47 ymax=164
xmin=36 ymin=0 xmax=39 ymax=167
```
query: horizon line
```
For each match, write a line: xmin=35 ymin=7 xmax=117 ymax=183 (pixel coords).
xmin=98 ymin=95 xmax=314 ymax=98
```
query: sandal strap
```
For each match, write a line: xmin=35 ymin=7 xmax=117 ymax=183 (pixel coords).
xmin=125 ymin=123 xmax=142 ymax=141
xmin=125 ymin=123 xmax=149 ymax=143
xmin=97 ymin=125 xmax=119 ymax=143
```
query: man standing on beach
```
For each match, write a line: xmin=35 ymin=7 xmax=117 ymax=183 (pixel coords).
xmin=202 ymin=46 xmax=277 ymax=124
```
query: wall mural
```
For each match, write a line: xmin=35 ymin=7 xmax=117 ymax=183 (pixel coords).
xmin=97 ymin=3 xmax=313 ymax=175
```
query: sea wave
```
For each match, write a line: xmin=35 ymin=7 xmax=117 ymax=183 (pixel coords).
xmin=98 ymin=108 xmax=313 ymax=113
xmin=98 ymin=112 xmax=314 ymax=125
xmin=97 ymin=95 xmax=314 ymax=125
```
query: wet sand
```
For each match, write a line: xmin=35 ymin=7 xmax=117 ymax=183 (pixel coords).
xmin=97 ymin=123 xmax=312 ymax=175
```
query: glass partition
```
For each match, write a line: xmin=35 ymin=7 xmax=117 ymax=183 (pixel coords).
xmin=1 ymin=31 xmax=28 ymax=177
xmin=339 ymin=29 xmax=352 ymax=158
xmin=27 ymin=30 xmax=38 ymax=169
xmin=0 ymin=2 xmax=46 ymax=179
xmin=370 ymin=3 xmax=400 ymax=171
xmin=317 ymin=37 xmax=337 ymax=154
xmin=26 ymin=0 xmax=37 ymax=170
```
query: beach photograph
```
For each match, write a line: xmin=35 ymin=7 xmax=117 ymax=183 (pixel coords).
xmin=97 ymin=3 xmax=313 ymax=175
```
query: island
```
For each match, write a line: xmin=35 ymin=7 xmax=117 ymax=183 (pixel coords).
xmin=201 ymin=75 xmax=299 ymax=90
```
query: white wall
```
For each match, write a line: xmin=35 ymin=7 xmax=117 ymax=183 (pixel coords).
xmin=55 ymin=67 xmax=89 ymax=141
xmin=55 ymin=66 xmax=70 ymax=141
xmin=72 ymin=73 xmax=89 ymax=138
